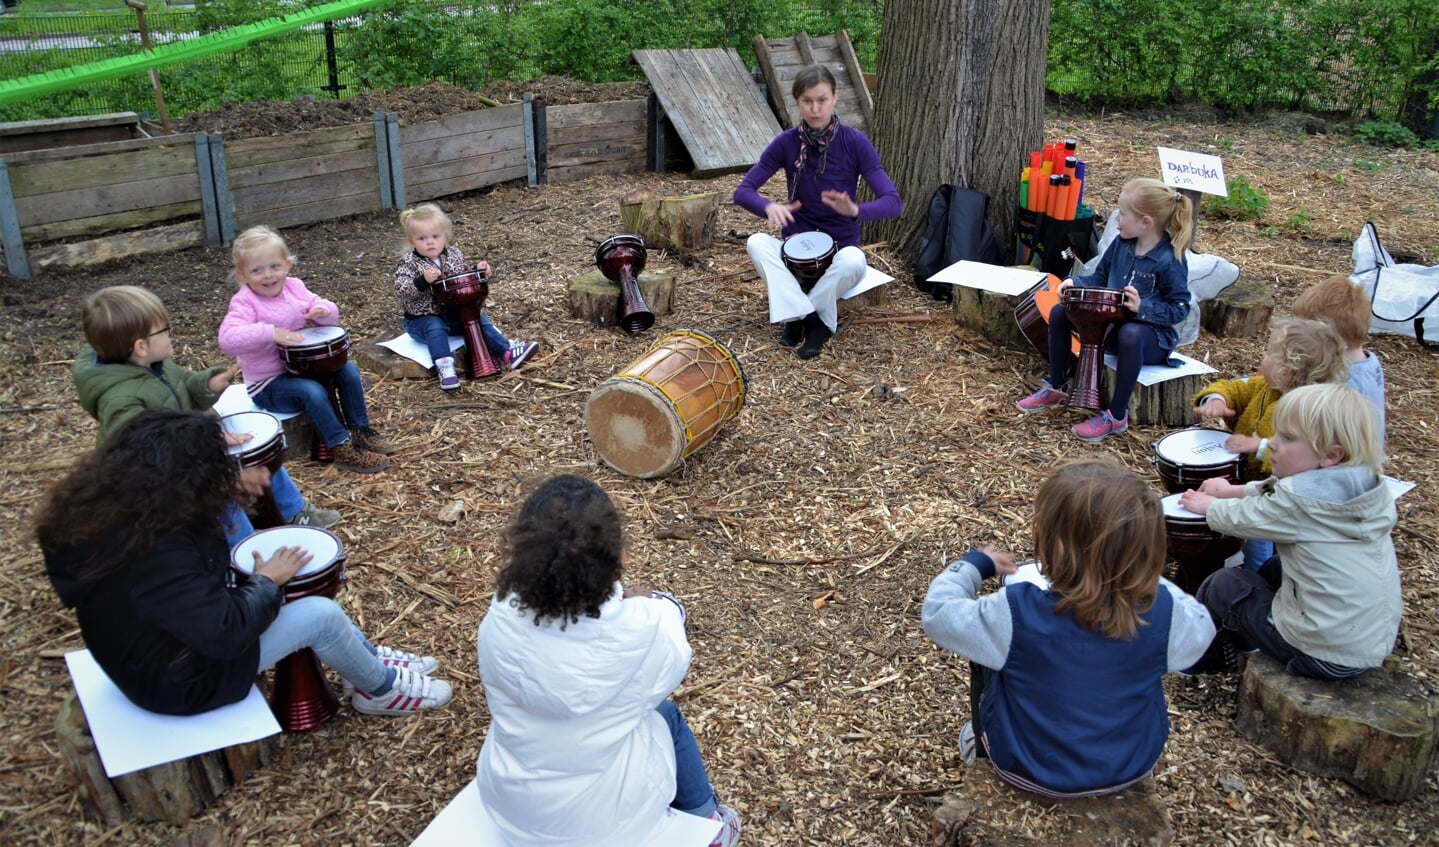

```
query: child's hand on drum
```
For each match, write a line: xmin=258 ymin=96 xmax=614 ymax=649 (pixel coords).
xmin=475 ymin=260 xmax=492 ymax=276
xmin=1178 ymin=489 xmax=1215 ymax=514
xmin=239 ymin=465 xmax=272 ymax=497
xmin=207 ymin=361 xmax=242 ymax=394
xmin=422 ymin=268 xmax=442 ymax=283
xmin=1122 ymin=285 xmax=1141 ymax=312
xmin=223 ymin=431 xmax=254 ymax=447
xmin=1198 ymin=477 xmax=1245 ymax=499
xmin=622 ymin=584 xmax=655 ymax=599
xmin=253 ymin=545 xmax=313 ymax=586
xmin=1058 ymin=278 xmax=1074 ymax=293
xmin=980 ymin=545 xmax=1018 ymax=576
xmin=764 ymin=201 xmax=800 ymax=229
xmin=1193 ymin=396 xmax=1233 ymax=418
xmin=273 ymin=328 xmax=306 ymax=345
xmin=303 ymin=306 xmax=330 ymax=321
xmin=820 ymin=189 xmax=858 ymax=218
xmin=1226 ymin=433 xmax=1263 ymax=455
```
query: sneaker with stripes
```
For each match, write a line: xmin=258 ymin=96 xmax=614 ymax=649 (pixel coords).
xmin=343 ymin=648 xmax=441 ymax=698
xmin=351 ymin=668 xmax=452 ymax=716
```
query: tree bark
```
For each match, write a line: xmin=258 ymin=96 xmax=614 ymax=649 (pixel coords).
xmin=868 ymin=0 xmax=1051 ymax=260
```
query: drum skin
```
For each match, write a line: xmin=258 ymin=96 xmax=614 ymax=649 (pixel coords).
xmin=230 ymin=526 xmax=347 ymax=602
xmin=1153 ymin=429 xmax=1244 ymax=494
xmin=781 ymin=231 xmax=837 ymax=288
xmin=281 ymin=326 xmax=350 ymax=378
xmin=586 ymin=330 xmax=747 ymax=478
xmin=220 ymin=411 xmax=286 ymax=473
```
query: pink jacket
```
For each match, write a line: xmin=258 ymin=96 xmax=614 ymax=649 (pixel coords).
xmin=218 ymin=277 xmax=341 ymax=382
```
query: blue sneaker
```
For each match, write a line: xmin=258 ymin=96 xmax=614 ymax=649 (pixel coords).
xmin=503 ymin=340 xmax=539 ymax=369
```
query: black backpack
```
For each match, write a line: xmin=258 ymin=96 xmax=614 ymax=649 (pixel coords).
xmin=913 ymin=184 xmax=1007 ymax=302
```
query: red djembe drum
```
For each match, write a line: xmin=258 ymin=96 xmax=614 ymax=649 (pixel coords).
xmin=231 ymin=526 xmax=347 ymax=731
xmin=1152 ymin=429 xmax=1244 ymax=494
xmin=434 ymin=266 xmax=501 ymax=379
xmin=595 ymin=234 xmax=654 ymax=335
xmin=280 ymin=325 xmax=352 ymax=462
xmin=781 ymin=231 xmax=837 ymax=293
xmin=1061 ymin=287 xmax=1127 ymax=410
xmin=1161 ymin=493 xmax=1242 ymax=595
xmin=219 ymin=411 xmax=288 ymax=528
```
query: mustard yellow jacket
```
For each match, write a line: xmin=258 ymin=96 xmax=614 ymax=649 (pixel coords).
xmin=1192 ymin=374 xmax=1281 ymax=477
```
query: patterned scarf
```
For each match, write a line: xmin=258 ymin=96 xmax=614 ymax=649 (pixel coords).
xmin=790 ymin=114 xmax=840 ymax=201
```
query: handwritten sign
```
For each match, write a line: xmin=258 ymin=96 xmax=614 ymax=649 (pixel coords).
xmin=1157 ymin=147 xmax=1227 ymax=196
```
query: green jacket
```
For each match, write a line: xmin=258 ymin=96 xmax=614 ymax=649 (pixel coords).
xmin=73 ymin=345 xmax=226 ymax=444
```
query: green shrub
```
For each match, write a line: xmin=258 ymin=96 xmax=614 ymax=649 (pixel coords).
xmin=1204 ymin=177 xmax=1269 ymax=222
xmin=1354 ymin=120 xmax=1421 ymax=147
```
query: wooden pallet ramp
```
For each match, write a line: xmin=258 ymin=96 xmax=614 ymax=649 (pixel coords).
xmin=753 ymin=30 xmax=874 ymax=136
xmin=632 ymin=48 xmax=781 ymax=178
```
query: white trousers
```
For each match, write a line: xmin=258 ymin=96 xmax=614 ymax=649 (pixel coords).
xmin=747 ymin=233 xmax=867 ymax=332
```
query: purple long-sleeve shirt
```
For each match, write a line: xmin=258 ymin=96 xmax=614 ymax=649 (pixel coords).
xmin=733 ymin=124 xmax=902 ymax=249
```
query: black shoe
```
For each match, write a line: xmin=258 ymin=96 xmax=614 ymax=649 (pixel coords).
xmin=797 ymin=313 xmax=831 ymax=360
xmin=779 ymin=320 xmax=804 ymax=348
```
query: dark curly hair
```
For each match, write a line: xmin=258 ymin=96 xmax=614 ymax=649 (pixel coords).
xmin=495 ymin=474 xmax=624 ymax=628
xmin=34 ymin=408 xmax=238 ymax=580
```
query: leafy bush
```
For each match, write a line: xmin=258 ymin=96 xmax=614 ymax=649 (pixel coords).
xmin=1354 ymin=120 xmax=1421 ymax=148
xmin=1204 ymin=177 xmax=1269 ymax=222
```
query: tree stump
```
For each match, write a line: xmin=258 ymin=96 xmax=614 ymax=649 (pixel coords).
xmin=840 ymin=285 xmax=887 ymax=313
xmin=1235 ymin=653 xmax=1439 ymax=801
xmin=567 ymin=269 xmax=676 ymax=329
xmin=952 ymin=285 xmax=1029 ymax=350
xmin=1200 ymin=276 xmax=1273 ymax=338
xmin=56 ymin=692 xmax=283 ymax=826
xmin=618 ymin=189 xmax=719 ymax=251
xmin=932 ymin=765 xmax=1174 ymax=846
xmin=353 ymin=338 xmax=483 ymax=381
xmin=1104 ymin=367 xmax=1206 ymax=427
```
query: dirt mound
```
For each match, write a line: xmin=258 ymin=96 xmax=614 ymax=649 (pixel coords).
xmin=173 ymin=77 xmax=650 ymax=140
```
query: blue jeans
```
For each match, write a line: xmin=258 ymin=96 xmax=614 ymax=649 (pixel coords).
xmin=405 ymin=311 xmax=508 ymax=362
xmin=256 ymin=596 xmax=391 ymax=695
xmin=657 ymin=700 xmax=718 ymax=817
xmin=220 ymin=467 xmax=305 ymax=547
xmin=221 ymin=501 xmax=254 ymax=548
xmin=254 ymin=367 xmax=369 ymax=449
xmin=1242 ymin=538 xmax=1275 ymax=571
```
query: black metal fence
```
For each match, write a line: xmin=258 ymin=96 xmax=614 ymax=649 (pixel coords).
xmin=0 ymin=10 xmax=359 ymax=122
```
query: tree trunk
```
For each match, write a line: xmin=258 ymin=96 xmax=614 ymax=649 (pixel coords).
xmin=868 ymin=0 xmax=1051 ymax=260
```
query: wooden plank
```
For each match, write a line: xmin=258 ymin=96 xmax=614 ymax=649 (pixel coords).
xmin=27 ymin=220 xmax=204 ymax=271
xmin=236 ymin=191 xmax=379 ymax=232
xmin=400 ymin=124 xmax=525 ymax=168
xmin=0 ymin=112 xmax=141 ymax=138
xmin=753 ymin=32 xmax=871 ymax=136
xmin=546 ymin=118 xmax=645 ymax=147
xmin=407 ymin=164 xmax=528 ymax=200
xmin=399 ymin=105 xmax=524 ymax=145
xmin=548 ymin=137 xmax=646 ymax=167
xmin=404 ymin=148 xmax=528 ymax=187
xmin=387 ymin=112 xmax=405 ymax=209
xmin=21 ymin=201 xmax=200 ymax=242
xmin=222 ymin=125 xmax=373 ymax=167
xmin=14 ymin=173 xmax=201 ymax=227
xmin=210 ymin=133 xmax=235 ymax=245
xmin=753 ymin=37 xmax=793 ymax=128
xmin=546 ymin=100 xmax=646 ymax=128
xmin=0 ymin=133 xmax=197 ymax=166
xmin=227 ymin=148 xmax=379 ymax=188
xmin=7 ymin=145 xmax=199 ymax=196
xmin=230 ymin=168 xmax=379 ymax=216
xmin=796 ymin=31 xmax=817 ymax=66
xmin=550 ymin=158 xmax=646 ymax=184
xmin=633 ymin=48 xmax=780 ymax=176
xmin=523 ymin=94 xmax=538 ymax=188
xmin=195 ymin=134 xmax=220 ymax=247
xmin=0 ymin=159 xmax=30 ymax=279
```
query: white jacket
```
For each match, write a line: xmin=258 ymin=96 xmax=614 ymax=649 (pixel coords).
xmin=476 ymin=584 xmax=691 ymax=847
xmin=1206 ymin=466 xmax=1400 ymax=667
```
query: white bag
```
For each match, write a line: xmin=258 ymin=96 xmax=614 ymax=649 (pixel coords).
xmin=1072 ymin=210 xmax=1239 ymax=348
xmin=1350 ymin=222 xmax=1439 ymax=345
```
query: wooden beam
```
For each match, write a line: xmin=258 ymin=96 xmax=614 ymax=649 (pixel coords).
xmin=0 ymin=159 xmax=30 ymax=279
xmin=836 ymin=29 xmax=875 ymax=131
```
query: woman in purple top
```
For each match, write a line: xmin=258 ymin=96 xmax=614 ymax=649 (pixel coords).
xmin=734 ymin=65 xmax=902 ymax=359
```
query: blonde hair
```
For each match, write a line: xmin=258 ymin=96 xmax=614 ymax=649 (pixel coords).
xmin=400 ymin=203 xmax=452 ymax=243
xmin=1033 ymin=461 xmax=1166 ymax=640
xmin=1272 ymin=384 xmax=1384 ymax=474
xmin=1265 ymin=316 xmax=1349 ymax=391
xmin=230 ymin=226 xmax=293 ymax=283
xmin=1121 ymin=177 xmax=1195 ymax=260
xmin=1292 ymin=275 xmax=1371 ymax=349
xmin=81 ymin=286 xmax=169 ymax=363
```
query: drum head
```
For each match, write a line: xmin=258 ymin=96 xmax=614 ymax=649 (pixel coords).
xmin=1155 ymin=429 xmax=1239 ymax=465
xmin=586 ymin=378 xmax=685 ymax=479
xmin=231 ymin=526 xmax=342 ymax=578
xmin=298 ymin=325 xmax=346 ymax=344
xmin=1161 ymin=493 xmax=1206 ymax=522
xmin=782 ymin=231 xmax=835 ymax=262
xmin=221 ymin=411 xmax=281 ymax=456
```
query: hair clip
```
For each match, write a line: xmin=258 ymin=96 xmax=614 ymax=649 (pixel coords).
xmin=1173 ymin=190 xmax=1183 ymax=202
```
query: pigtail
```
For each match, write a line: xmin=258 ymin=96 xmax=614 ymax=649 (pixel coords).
xmin=1167 ymin=191 xmax=1195 ymax=260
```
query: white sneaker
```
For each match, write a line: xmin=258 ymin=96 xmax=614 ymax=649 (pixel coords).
xmin=436 ymin=356 xmax=460 ymax=390
xmin=351 ymin=668 xmax=452 ymax=716
xmin=707 ymin=804 xmax=741 ymax=847
xmin=343 ymin=647 xmax=440 ymax=698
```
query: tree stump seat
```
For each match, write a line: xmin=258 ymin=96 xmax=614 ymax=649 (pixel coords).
xmin=618 ymin=190 xmax=719 ymax=252
xmin=1200 ymin=276 xmax=1272 ymax=338
xmin=352 ymin=339 xmax=494 ymax=381
xmin=932 ymin=764 xmax=1174 ymax=846
xmin=1235 ymin=653 xmax=1439 ymax=801
xmin=55 ymin=691 xmax=283 ymax=826
xmin=951 ymin=283 xmax=1032 ymax=350
xmin=566 ymin=269 xmax=676 ymax=329
xmin=1103 ymin=357 xmax=1209 ymax=427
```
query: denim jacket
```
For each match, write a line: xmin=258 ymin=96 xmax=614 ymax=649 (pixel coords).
xmin=1071 ymin=232 xmax=1190 ymax=351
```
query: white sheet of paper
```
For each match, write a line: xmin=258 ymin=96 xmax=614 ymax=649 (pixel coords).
xmin=844 ymin=265 xmax=895 ymax=299
xmin=1002 ymin=561 xmax=1050 ymax=591
xmin=65 ymin=649 xmax=279 ymax=778
xmin=1384 ymin=476 xmax=1416 ymax=500
xmin=212 ymin=384 xmax=299 ymax=420
xmin=411 ymin=780 xmax=722 ymax=847
xmin=927 ymin=260 xmax=1047 ymax=296
xmin=377 ymin=332 xmax=466 ymax=369
xmin=1103 ymin=351 xmax=1216 ymax=386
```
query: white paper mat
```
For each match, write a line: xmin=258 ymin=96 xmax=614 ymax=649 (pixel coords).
xmin=378 ymin=332 xmax=466 ymax=369
xmin=65 ymin=649 xmax=279 ymax=778
xmin=844 ymin=265 xmax=895 ymax=299
xmin=1103 ymin=351 xmax=1216 ymax=386
xmin=212 ymin=384 xmax=299 ymax=420
xmin=927 ymin=261 xmax=1047 ymax=296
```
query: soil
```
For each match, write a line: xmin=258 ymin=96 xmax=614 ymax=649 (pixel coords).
xmin=2 ymin=81 xmax=1438 ymax=846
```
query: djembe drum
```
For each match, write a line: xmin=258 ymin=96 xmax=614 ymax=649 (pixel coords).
xmin=434 ymin=266 xmax=501 ymax=379
xmin=1061 ymin=287 xmax=1127 ymax=410
xmin=231 ymin=526 xmax=348 ymax=731
xmin=280 ymin=325 xmax=352 ymax=462
xmin=1153 ymin=429 xmax=1244 ymax=494
xmin=781 ymin=231 xmax=837 ymax=293
xmin=1161 ymin=493 xmax=1242 ymax=594
xmin=219 ymin=411 xmax=287 ymax=528
xmin=595 ymin=234 xmax=654 ymax=335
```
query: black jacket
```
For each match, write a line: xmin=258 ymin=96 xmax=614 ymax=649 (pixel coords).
xmin=44 ymin=526 xmax=283 ymax=715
